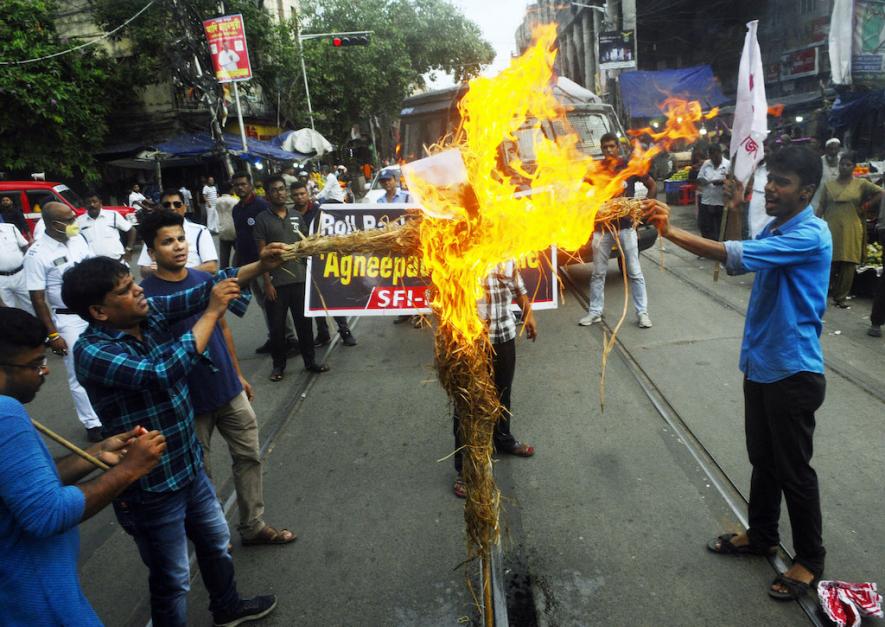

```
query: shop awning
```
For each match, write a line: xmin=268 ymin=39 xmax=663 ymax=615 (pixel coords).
xmin=156 ymin=132 xmax=309 ymax=162
xmin=619 ymin=65 xmax=728 ymax=119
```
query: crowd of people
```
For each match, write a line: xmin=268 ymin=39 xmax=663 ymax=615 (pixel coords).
xmin=1 ymin=141 xmax=884 ymax=623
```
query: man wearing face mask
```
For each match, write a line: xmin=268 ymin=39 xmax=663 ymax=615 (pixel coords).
xmin=23 ymin=202 xmax=102 ymax=442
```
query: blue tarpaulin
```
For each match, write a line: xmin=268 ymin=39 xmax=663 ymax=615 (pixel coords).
xmin=828 ymin=89 xmax=885 ymax=129
xmin=618 ymin=65 xmax=728 ymax=119
xmin=156 ymin=132 xmax=309 ymax=161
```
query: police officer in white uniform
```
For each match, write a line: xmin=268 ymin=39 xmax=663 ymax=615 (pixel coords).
xmin=76 ymin=192 xmax=136 ymax=262
xmin=0 ymin=219 xmax=32 ymax=312
xmin=24 ymin=202 xmax=102 ymax=441
xmin=137 ymin=188 xmax=219 ymax=277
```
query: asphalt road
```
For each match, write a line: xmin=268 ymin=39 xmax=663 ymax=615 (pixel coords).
xmin=23 ymin=202 xmax=885 ymax=626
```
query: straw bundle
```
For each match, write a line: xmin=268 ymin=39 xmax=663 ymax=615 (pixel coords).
xmin=281 ymin=217 xmax=422 ymax=260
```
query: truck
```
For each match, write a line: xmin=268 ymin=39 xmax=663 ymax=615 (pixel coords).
xmin=398 ymin=77 xmax=657 ymax=262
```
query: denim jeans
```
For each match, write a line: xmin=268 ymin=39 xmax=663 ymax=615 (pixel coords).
xmin=113 ymin=469 xmax=240 ymax=626
xmin=587 ymin=228 xmax=648 ymax=317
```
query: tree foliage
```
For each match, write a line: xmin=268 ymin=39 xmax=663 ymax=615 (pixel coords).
xmin=0 ymin=0 xmax=113 ymax=180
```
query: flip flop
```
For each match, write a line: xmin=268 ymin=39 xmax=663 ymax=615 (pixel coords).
xmin=707 ymin=533 xmax=777 ymax=556
xmin=501 ymin=441 xmax=535 ymax=457
xmin=768 ymin=573 xmax=815 ymax=601
xmin=269 ymin=369 xmax=284 ymax=382
xmin=453 ymin=478 xmax=467 ymax=499
xmin=242 ymin=526 xmax=297 ymax=546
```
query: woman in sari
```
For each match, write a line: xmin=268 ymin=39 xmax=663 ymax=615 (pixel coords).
xmin=818 ymin=152 xmax=883 ymax=308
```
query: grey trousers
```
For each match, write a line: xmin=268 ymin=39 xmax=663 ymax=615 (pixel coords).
xmin=195 ymin=391 xmax=266 ymax=539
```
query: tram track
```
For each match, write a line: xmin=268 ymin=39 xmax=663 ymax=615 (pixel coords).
xmin=558 ymin=266 xmax=826 ymax=627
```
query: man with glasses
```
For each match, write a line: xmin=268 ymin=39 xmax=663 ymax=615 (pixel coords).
xmin=0 ymin=307 xmax=166 ymax=626
xmin=23 ymin=202 xmax=102 ymax=442
xmin=137 ymin=189 xmax=218 ymax=279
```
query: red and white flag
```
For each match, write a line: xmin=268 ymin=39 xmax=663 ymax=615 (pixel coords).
xmin=729 ymin=21 xmax=768 ymax=186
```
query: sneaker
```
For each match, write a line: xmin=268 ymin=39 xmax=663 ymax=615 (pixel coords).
xmin=213 ymin=595 xmax=278 ymax=627
xmin=578 ymin=313 xmax=603 ymax=326
xmin=340 ymin=330 xmax=357 ymax=346
xmin=86 ymin=427 xmax=103 ymax=443
xmin=869 ymin=324 xmax=882 ymax=337
xmin=314 ymin=333 xmax=331 ymax=347
xmin=638 ymin=312 xmax=653 ymax=328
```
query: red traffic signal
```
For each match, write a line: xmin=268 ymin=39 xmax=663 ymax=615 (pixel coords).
xmin=329 ymin=34 xmax=370 ymax=47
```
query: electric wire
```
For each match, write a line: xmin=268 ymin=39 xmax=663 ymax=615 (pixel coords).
xmin=0 ymin=0 xmax=159 ymax=66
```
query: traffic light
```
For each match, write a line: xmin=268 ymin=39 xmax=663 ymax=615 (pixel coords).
xmin=331 ymin=34 xmax=370 ymax=47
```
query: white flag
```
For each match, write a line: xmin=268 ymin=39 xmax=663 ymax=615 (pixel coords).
xmin=829 ymin=0 xmax=853 ymax=85
xmin=729 ymin=21 xmax=768 ymax=186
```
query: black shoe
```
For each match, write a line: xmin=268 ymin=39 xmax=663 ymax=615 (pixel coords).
xmin=255 ymin=340 xmax=271 ymax=354
xmin=393 ymin=315 xmax=411 ymax=324
xmin=305 ymin=363 xmax=330 ymax=373
xmin=286 ymin=343 xmax=301 ymax=357
xmin=86 ymin=427 xmax=103 ymax=443
xmin=314 ymin=333 xmax=331 ymax=347
xmin=340 ymin=330 xmax=357 ymax=346
xmin=213 ymin=595 xmax=278 ymax=627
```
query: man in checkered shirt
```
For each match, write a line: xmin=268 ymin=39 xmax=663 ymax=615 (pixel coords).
xmin=61 ymin=248 xmax=287 ymax=626
xmin=452 ymin=261 xmax=538 ymax=499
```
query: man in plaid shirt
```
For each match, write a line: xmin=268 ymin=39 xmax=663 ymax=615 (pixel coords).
xmin=452 ymin=261 xmax=538 ymax=499
xmin=61 ymin=245 xmax=287 ymax=627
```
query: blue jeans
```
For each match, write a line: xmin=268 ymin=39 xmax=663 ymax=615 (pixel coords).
xmin=587 ymin=228 xmax=648 ymax=317
xmin=113 ymin=469 xmax=240 ymax=626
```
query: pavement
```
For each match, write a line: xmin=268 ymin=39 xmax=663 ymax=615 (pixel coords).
xmin=23 ymin=200 xmax=885 ymax=626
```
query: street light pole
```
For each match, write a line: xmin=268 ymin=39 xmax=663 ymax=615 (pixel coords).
xmin=296 ymin=33 xmax=315 ymax=131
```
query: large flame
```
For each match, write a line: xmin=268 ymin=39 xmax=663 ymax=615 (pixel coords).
xmin=407 ymin=24 xmax=710 ymax=343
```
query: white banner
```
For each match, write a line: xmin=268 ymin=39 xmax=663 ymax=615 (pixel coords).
xmin=829 ymin=0 xmax=854 ymax=85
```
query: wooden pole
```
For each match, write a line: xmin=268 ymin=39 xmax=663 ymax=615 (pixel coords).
xmin=31 ymin=419 xmax=110 ymax=471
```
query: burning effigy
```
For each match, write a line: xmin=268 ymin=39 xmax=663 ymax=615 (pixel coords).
xmin=281 ymin=23 xmax=713 ymax=613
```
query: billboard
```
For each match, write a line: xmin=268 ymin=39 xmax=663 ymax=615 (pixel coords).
xmin=781 ymin=47 xmax=820 ymax=80
xmin=304 ymin=204 xmax=559 ymax=317
xmin=599 ymin=31 xmax=636 ymax=70
xmin=852 ymin=0 xmax=885 ymax=86
xmin=203 ymin=14 xmax=252 ymax=83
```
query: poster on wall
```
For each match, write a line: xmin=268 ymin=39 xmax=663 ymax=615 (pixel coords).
xmin=852 ymin=0 xmax=885 ymax=87
xmin=203 ymin=14 xmax=253 ymax=83
xmin=781 ymin=47 xmax=819 ymax=80
xmin=599 ymin=31 xmax=637 ymax=70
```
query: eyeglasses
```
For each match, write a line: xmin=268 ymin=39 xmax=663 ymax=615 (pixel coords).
xmin=162 ymin=201 xmax=184 ymax=209
xmin=0 ymin=356 xmax=48 ymax=374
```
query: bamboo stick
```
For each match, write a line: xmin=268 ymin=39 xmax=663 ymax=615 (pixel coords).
xmin=31 ymin=419 xmax=110 ymax=471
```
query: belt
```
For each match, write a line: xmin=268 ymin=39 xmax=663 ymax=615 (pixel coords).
xmin=55 ymin=308 xmax=77 ymax=315
xmin=0 ymin=266 xmax=23 ymax=276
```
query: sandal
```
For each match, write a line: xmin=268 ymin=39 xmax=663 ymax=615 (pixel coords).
xmin=453 ymin=478 xmax=467 ymax=499
xmin=500 ymin=441 xmax=535 ymax=457
xmin=241 ymin=525 xmax=297 ymax=546
xmin=269 ymin=369 xmax=284 ymax=382
xmin=707 ymin=533 xmax=777 ymax=556
xmin=768 ymin=573 xmax=815 ymax=601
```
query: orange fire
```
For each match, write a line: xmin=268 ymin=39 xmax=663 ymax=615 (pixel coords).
xmin=405 ymin=24 xmax=708 ymax=343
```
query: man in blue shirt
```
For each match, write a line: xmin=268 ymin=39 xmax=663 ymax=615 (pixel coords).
xmin=139 ymin=209 xmax=296 ymax=546
xmin=376 ymin=168 xmax=411 ymax=204
xmin=644 ymin=146 xmax=831 ymax=601
xmin=62 ymin=242 xmax=287 ymax=625
xmin=0 ymin=307 xmax=165 ymax=626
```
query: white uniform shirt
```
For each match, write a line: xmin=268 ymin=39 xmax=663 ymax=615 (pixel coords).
xmin=317 ymin=173 xmax=346 ymax=202
xmin=0 ymin=222 xmax=28 ymax=271
xmin=128 ymin=191 xmax=147 ymax=208
xmin=202 ymin=185 xmax=218 ymax=209
xmin=24 ymin=233 xmax=93 ymax=310
xmin=179 ymin=187 xmax=194 ymax=211
xmin=137 ymin=218 xmax=218 ymax=269
xmin=76 ymin=209 xmax=132 ymax=259
xmin=698 ymin=158 xmax=731 ymax=206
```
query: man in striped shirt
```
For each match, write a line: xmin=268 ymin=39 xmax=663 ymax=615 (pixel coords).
xmin=452 ymin=261 xmax=538 ymax=498
xmin=62 ymin=244 xmax=287 ymax=626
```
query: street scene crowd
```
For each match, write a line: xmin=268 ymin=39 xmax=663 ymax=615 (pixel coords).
xmin=2 ymin=0 xmax=885 ymax=625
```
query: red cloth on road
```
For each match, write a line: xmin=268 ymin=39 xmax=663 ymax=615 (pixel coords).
xmin=817 ymin=580 xmax=883 ymax=627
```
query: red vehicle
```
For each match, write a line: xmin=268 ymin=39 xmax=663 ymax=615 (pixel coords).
xmin=0 ymin=180 xmax=137 ymax=237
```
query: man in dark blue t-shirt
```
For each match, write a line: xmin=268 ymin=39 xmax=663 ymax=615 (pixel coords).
xmin=231 ymin=171 xmax=296 ymax=355
xmin=139 ymin=209 xmax=296 ymax=546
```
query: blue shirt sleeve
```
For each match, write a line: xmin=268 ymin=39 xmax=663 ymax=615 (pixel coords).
xmin=147 ymin=267 xmax=250 ymax=324
xmin=0 ymin=397 xmax=85 ymax=538
xmin=727 ymin=227 xmax=826 ymax=275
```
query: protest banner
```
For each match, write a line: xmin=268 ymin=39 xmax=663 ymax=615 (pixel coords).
xmin=203 ymin=14 xmax=252 ymax=83
xmin=304 ymin=204 xmax=558 ymax=317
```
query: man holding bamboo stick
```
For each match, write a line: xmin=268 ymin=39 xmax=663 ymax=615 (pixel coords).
xmin=61 ymin=243 xmax=287 ymax=626
xmin=0 ymin=306 xmax=166 ymax=626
